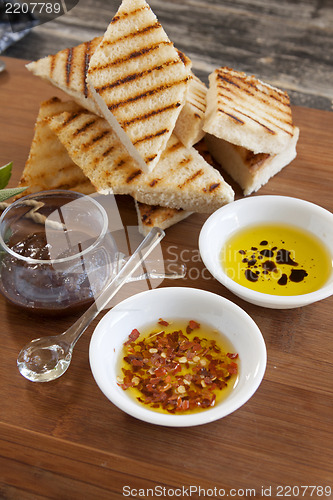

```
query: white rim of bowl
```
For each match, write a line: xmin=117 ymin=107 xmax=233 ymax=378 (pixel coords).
xmin=89 ymin=287 xmax=267 ymax=427
xmin=199 ymin=196 xmax=333 ymax=307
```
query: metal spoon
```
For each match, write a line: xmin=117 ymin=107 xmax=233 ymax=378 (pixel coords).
xmin=17 ymin=227 xmax=165 ymax=382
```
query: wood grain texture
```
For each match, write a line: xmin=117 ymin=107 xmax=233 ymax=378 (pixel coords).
xmin=0 ymin=57 xmax=332 ymax=499
xmin=2 ymin=0 xmax=333 ymax=110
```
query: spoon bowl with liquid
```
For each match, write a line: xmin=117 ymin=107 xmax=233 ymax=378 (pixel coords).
xmin=17 ymin=226 xmax=166 ymax=382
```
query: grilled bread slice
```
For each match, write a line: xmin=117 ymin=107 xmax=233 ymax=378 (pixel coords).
xmin=87 ymin=0 xmax=191 ymax=172
xmin=173 ymin=73 xmax=207 ymax=148
xmin=47 ymin=104 xmax=234 ymax=213
xmin=135 ymin=200 xmax=192 ymax=236
xmin=205 ymin=127 xmax=300 ymax=196
xmin=26 ymin=37 xmax=200 ymax=149
xmin=17 ymin=97 xmax=95 ymax=197
xmin=203 ymin=67 xmax=297 ymax=155
xmin=18 ymin=97 xmax=191 ymax=232
xmin=26 ymin=38 xmax=103 ymax=116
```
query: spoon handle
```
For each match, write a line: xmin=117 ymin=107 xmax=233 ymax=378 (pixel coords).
xmin=63 ymin=227 xmax=165 ymax=346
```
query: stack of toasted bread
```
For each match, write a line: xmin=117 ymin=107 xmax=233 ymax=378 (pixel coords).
xmin=19 ymin=0 xmax=299 ymax=234
xmin=203 ymin=67 xmax=300 ymax=196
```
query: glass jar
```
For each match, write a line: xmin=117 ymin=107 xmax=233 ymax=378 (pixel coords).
xmin=0 ymin=190 xmax=117 ymax=315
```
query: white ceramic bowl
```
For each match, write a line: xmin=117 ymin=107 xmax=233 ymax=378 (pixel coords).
xmin=89 ymin=287 xmax=266 ymax=427
xmin=199 ymin=195 xmax=333 ymax=309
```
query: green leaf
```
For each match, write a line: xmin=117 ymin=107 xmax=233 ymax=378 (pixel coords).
xmin=0 ymin=186 xmax=28 ymax=203
xmin=0 ymin=162 xmax=13 ymax=189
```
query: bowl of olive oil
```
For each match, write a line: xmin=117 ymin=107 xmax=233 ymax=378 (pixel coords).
xmin=199 ymin=196 xmax=333 ymax=309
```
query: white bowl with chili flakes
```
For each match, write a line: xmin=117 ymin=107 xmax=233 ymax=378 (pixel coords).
xmin=89 ymin=287 xmax=266 ymax=427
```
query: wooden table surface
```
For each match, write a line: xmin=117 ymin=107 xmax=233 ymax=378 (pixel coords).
xmin=0 ymin=55 xmax=333 ymax=499
xmin=2 ymin=0 xmax=333 ymax=111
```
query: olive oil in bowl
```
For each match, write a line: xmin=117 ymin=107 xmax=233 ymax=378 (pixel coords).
xmin=221 ymin=223 xmax=332 ymax=296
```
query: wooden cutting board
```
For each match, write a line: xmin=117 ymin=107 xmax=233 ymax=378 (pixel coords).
xmin=0 ymin=57 xmax=332 ymax=497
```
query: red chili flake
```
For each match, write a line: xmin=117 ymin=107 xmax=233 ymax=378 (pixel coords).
xmin=131 ymin=359 xmax=144 ymax=367
xmin=155 ymin=366 xmax=168 ymax=377
xmin=181 ymin=399 xmax=190 ymax=411
xmin=119 ymin=320 xmax=239 ymax=414
xmin=158 ymin=318 xmax=169 ymax=326
xmin=227 ymin=352 xmax=239 ymax=359
xmin=228 ymin=362 xmax=238 ymax=375
xmin=124 ymin=328 xmax=140 ymax=345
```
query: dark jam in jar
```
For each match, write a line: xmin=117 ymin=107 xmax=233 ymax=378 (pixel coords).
xmin=0 ymin=192 xmax=112 ymax=315
xmin=0 ymin=230 xmax=110 ymax=315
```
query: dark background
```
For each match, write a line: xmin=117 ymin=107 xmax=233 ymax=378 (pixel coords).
xmin=2 ymin=0 xmax=333 ymax=110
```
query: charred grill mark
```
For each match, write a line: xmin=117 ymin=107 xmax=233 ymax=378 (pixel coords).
xmin=142 ymin=214 xmax=152 ymax=225
xmin=141 ymin=205 xmax=159 ymax=225
xmin=66 ymin=48 xmax=73 ymax=86
xmin=83 ymin=41 xmax=92 ymax=98
xmin=176 ymin=50 xmax=188 ymax=66
xmin=110 ymin=5 xmax=150 ymax=24
xmin=217 ymin=81 xmax=289 ymax=112
xmin=72 ymin=118 xmax=98 ymax=136
xmin=178 ymin=168 xmax=203 ymax=189
xmin=167 ymin=140 xmax=183 ymax=154
xmin=133 ymin=128 xmax=168 ymax=146
xmin=216 ymin=70 xmax=290 ymax=108
xmin=179 ymin=157 xmax=192 ymax=166
xmin=216 ymin=72 xmax=241 ymax=89
xmin=96 ymin=59 xmax=180 ymax=93
xmin=237 ymin=110 xmax=276 ymax=134
xmin=217 ymin=65 xmax=288 ymax=94
xmin=108 ymin=79 xmax=188 ymax=111
xmin=219 ymin=89 xmax=293 ymax=135
xmin=145 ymin=154 xmax=158 ymax=163
xmin=189 ymin=100 xmax=205 ymax=113
xmin=103 ymin=20 xmax=161 ymax=47
xmin=61 ymin=112 xmax=81 ymax=128
xmin=208 ymin=182 xmax=220 ymax=192
xmin=126 ymin=169 xmax=142 ymax=183
xmin=122 ymin=102 xmax=181 ymax=129
xmin=50 ymin=54 xmax=56 ymax=79
xmin=102 ymin=145 xmax=115 ymax=157
xmin=218 ymin=108 xmax=245 ymax=125
xmin=111 ymin=157 xmax=128 ymax=172
xmin=83 ymin=130 xmax=110 ymax=148
xmin=217 ymin=69 xmax=261 ymax=95
xmin=92 ymin=42 xmax=171 ymax=75
xmin=149 ymin=179 xmax=159 ymax=187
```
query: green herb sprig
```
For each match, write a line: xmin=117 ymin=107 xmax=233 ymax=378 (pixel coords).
xmin=0 ymin=162 xmax=28 ymax=203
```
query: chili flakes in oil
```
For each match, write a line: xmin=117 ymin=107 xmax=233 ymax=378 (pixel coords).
xmin=118 ymin=320 xmax=238 ymax=414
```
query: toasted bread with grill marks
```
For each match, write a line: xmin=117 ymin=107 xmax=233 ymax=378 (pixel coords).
xmin=135 ymin=201 xmax=192 ymax=235
xmin=17 ymin=97 xmax=95 ymax=197
xmin=205 ymin=126 xmax=299 ymax=195
xmin=87 ymin=0 xmax=191 ymax=172
xmin=203 ymin=67 xmax=297 ymax=155
xmin=26 ymin=35 xmax=201 ymax=149
xmin=26 ymin=38 xmax=103 ymax=115
xmin=47 ymin=104 xmax=234 ymax=213
xmin=174 ymin=73 xmax=207 ymax=148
